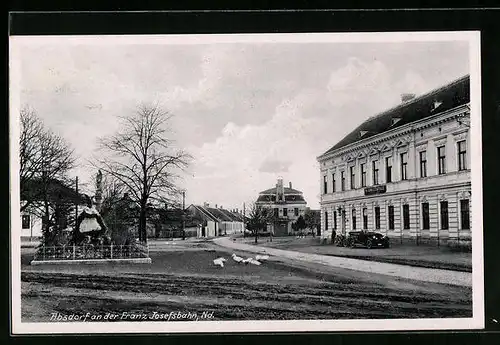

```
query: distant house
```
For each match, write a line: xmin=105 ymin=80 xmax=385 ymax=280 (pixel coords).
xmin=186 ymin=203 xmax=245 ymax=238
xmin=255 ymin=178 xmax=307 ymax=236
xmin=20 ymin=178 xmax=86 ymax=241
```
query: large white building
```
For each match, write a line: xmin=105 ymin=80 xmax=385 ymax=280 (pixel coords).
xmin=317 ymin=75 xmax=471 ymax=244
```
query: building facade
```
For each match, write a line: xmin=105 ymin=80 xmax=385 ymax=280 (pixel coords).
xmin=255 ymin=178 xmax=307 ymax=236
xmin=317 ymin=75 xmax=471 ymax=244
xmin=186 ymin=204 xmax=245 ymax=238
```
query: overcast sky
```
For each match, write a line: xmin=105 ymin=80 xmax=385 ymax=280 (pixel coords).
xmin=14 ymin=35 xmax=470 ymax=209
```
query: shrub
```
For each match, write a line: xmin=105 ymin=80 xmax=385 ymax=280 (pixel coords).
xmin=447 ymin=238 xmax=472 ymax=253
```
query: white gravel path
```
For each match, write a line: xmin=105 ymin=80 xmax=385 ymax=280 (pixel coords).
xmin=213 ymin=237 xmax=472 ymax=287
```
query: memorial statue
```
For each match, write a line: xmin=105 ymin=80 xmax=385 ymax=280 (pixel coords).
xmin=72 ymin=195 xmax=110 ymax=245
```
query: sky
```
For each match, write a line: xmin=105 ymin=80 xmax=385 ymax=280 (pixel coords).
xmin=13 ymin=35 xmax=470 ymax=209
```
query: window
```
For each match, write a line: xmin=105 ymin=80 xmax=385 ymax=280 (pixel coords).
xmin=460 ymin=199 xmax=470 ymax=230
xmin=388 ymin=205 xmax=395 ymax=230
xmin=437 ymin=146 xmax=446 ymax=175
xmin=22 ymin=215 xmax=30 ymax=229
xmin=341 ymin=171 xmax=346 ymax=191
xmin=274 ymin=208 xmax=279 ymax=218
xmin=323 ymin=175 xmax=328 ymax=194
xmin=403 ymin=204 xmax=410 ymax=229
xmin=372 ymin=160 xmax=379 ymax=185
xmin=333 ymin=210 xmax=337 ymax=229
xmin=324 ymin=211 xmax=328 ymax=231
xmin=422 ymin=202 xmax=430 ymax=230
xmin=332 ymin=173 xmax=336 ymax=192
xmin=400 ymin=152 xmax=408 ymax=180
xmin=440 ymin=201 xmax=449 ymax=230
xmin=419 ymin=151 xmax=427 ymax=178
xmin=283 ymin=208 xmax=287 ymax=217
xmin=374 ymin=206 xmax=381 ymax=229
xmin=458 ymin=140 xmax=467 ymax=171
xmin=360 ymin=163 xmax=366 ymax=187
xmin=294 ymin=208 xmax=299 ymax=217
xmin=385 ymin=157 xmax=393 ymax=183
xmin=352 ymin=209 xmax=357 ymax=230
xmin=362 ymin=208 xmax=368 ymax=230
xmin=350 ymin=166 xmax=356 ymax=189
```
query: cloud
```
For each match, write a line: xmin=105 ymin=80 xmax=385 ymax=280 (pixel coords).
xmin=15 ymin=39 xmax=470 ymax=208
xmin=259 ymin=159 xmax=293 ymax=173
xmin=183 ymin=54 xmax=448 ymax=209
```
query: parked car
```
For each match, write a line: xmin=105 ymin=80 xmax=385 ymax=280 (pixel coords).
xmin=346 ymin=231 xmax=390 ymax=249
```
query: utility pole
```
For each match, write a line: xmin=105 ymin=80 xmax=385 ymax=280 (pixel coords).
xmin=75 ymin=176 xmax=79 ymax=230
xmin=243 ymin=202 xmax=246 ymax=237
xmin=182 ymin=190 xmax=186 ymax=240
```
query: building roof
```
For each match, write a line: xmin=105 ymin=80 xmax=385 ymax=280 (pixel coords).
xmin=259 ymin=187 xmax=303 ymax=195
xmin=256 ymin=194 xmax=306 ymax=203
xmin=21 ymin=178 xmax=87 ymax=204
xmin=320 ymin=75 xmax=470 ymax=157
xmin=188 ymin=204 xmax=244 ymax=223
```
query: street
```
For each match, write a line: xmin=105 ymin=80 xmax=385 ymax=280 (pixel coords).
xmin=21 ymin=238 xmax=472 ymax=322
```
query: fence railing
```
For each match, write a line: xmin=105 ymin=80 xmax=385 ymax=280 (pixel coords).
xmin=33 ymin=243 xmax=149 ymax=261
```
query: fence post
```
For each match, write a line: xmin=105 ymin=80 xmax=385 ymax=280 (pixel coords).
xmin=72 ymin=244 xmax=76 ymax=259
xmin=43 ymin=245 xmax=46 ymax=261
xmin=110 ymin=244 xmax=113 ymax=259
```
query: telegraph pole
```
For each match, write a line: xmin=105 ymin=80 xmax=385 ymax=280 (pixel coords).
xmin=182 ymin=190 xmax=186 ymax=240
xmin=75 ymin=176 xmax=79 ymax=230
xmin=243 ymin=202 xmax=246 ymax=237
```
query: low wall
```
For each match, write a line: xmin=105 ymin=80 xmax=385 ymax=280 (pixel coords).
xmin=31 ymin=257 xmax=152 ymax=265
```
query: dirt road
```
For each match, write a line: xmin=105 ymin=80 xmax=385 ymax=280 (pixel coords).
xmin=214 ymin=237 xmax=472 ymax=287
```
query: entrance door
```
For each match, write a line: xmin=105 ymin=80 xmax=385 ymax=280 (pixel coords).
xmin=274 ymin=222 xmax=287 ymax=236
xmin=202 ymin=226 xmax=206 ymax=237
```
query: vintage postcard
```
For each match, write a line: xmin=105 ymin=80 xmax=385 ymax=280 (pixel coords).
xmin=9 ymin=31 xmax=483 ymax=334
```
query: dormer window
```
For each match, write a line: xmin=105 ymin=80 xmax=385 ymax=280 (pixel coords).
xmin=432 ymin=100 xmax=443 ymax=111
xmin=359 ymin=130 xmax=369 ymax=138
xmin=391 ymin=117 xmax=401 ymax=126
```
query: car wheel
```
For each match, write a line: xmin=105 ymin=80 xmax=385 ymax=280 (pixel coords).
xmin=348 ymin=239 xmax=355 ymax=248
xmin=366 ymin=239 xmax=373 ymax=249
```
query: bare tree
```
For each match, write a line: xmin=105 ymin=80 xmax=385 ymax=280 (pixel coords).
xmin=20 ymin=106 xmax=45 ymax=211
xmin=19 ymin=106 xmax=76 ymax=236
xmin=94 ymin=103 xmax=191 ymax=243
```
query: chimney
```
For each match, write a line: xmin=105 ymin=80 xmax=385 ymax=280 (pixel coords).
xmin=289 ymin=182 xmax=292 ymax=189
xmin=401 ymin=93 xmax=416 ymax=103
xmin=204 ymin=202 xmax=209 ymax=207
xmin=215 ymin=204 xmax=217 ymax=209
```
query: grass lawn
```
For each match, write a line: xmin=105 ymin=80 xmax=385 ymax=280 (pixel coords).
xmin=236 ymin=236 xmax=472 ymax=272
xmin=20 ymin=239 xmax=472 ymax=322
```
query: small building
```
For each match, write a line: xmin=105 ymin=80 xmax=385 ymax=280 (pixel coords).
xmin=186 ymin=204 xmax=245 ymax=238
xmin=20 ymin=178 xmax=86 ymax=241
xmin=255 ymin=178 xmax=307 ymax=236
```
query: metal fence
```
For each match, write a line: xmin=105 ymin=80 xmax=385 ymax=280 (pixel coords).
xmin=33 ymin=242 xmax=149 ymax=261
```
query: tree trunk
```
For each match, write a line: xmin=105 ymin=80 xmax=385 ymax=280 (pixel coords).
xmin=139 ymin=204 xmax=147 ymax=243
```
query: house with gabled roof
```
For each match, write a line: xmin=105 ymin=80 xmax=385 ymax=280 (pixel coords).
xmin=186 ymin=203 xmax=245 ymax=237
